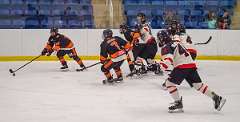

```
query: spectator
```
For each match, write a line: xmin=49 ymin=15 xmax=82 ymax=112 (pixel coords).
xmin=163 ymin=9 xmax=179 ymax=26
xmin=217 ymin=9 xmax=231 ymax=29
xmin=25 ymin=4 xmax=39 ymax=28
xmin=64 ymin=6 xmax=73 ymax=16
xmin=206 ymin=11 xmax=217 ymax=29
xmin=61 ymin=6 xmax=78 ymax=25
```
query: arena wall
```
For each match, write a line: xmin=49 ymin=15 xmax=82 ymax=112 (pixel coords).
xmin=0 ymin=29 xmax=240 ymax=61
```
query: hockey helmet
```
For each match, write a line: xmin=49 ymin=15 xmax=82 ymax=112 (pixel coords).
xmin=137 ymin=12 xmax=146 ymax=24
xmin=119 ymin=24 xmax=130 ymax=34
xmin=157 ymin=30 xmax=171 ymax=47
xmin=179 ymin=24 xmax=186 ymax=33
xmin=50 ymin=27 xmax=58 ymax=33
xmin=102 ymin=29 xmax=113 ymax=39
xmin=170 ymin=20 xmax=179 ymax=29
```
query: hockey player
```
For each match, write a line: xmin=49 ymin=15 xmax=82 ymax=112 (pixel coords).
xmin=41 ymin=27 xmax=86 ymax=70
xmin=158 ymin=29 xmax=197 ymax=90
xmin=166 ymin=20 xmax=179 ymax=39
xmin=157 ymin=30 xmax=226 ymax=113
xmin=167 ymin=21 xmax=197 ymax=60
xmin=119 ymin=24 xmax=139 ymax=73
xmin=157 ymin=30 xmax=174 ymax=72
xmin=100 ymin=29 xmax=131 ymax=84
xmin=133 ymin=13 xmax=161 ymax=75
xmin=119 ymin=24 xmax=148 ymax=76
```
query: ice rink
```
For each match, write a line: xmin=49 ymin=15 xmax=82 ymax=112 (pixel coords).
xmin=0 ymin=60 xmax=239 ymax=122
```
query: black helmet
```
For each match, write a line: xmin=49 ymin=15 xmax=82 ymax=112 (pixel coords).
xmin=102 ymin=29 xmax=113 ymax=39
xmin=50 ymin=27 xmax=58 ymax=33
xmin=170 ymin=20 xmax=179 ymax=30
xmin=119 ymin=24 xmax=130 ymax=34
xmin=179 ymin=24 xmax=186 ymax=33
xmin=137 ymin=12 xmax=146 ymax=18
xmin=167 ymin=20 xmax=179 ymax=35
xmin=120 ymin=24 xmax=129 ymax=30
xmin=157 ymin=30 xmax=171 ymax=47
xmin=137 ymin=12 xmax=146 ymax=24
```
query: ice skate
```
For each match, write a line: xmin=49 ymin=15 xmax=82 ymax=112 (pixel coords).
xmin=168 ymin=97 xmax=184 ymax=113
xmin=76 ymin=64 xmax=87 ymax=72
xmin=212 ymin=92 xmax=226 ymax=111
xmin=60 ymin=65 xmax=69 ymax=71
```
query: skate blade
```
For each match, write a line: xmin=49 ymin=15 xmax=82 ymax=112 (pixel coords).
xmin=103 ymin=80 xmax=123 ymax=85
xmin=60 ymin=69 xmax=69 ymax=72
xmin=217 ymin=98 xmax=226 ymax=111
xmin=126 ymin=74 xmax=143 ymax=79
xmin=102 ymin=80 xmax=114 ymax=85
xmin=115 ymin=80 xmax=123 ymax=84
xmin=168 ymin=109 xmax=184 ymax=113
xmin=76 ymin=68 xmax=87 ymax=72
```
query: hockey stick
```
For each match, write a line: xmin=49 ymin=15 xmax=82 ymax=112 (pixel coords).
xmin=194 ymin=36 xmax=212 ymax=45
xmin=76 ymin=61 xmax=101 ymax=71
xmin=9 ymin=55 xmax=42 ymax=76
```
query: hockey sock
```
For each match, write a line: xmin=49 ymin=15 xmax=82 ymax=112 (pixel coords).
xmin=104 ymin=71 xmax=112 ymax=80
xmin=114 ymin=68 xmax=122 ymax=78
xmin=59 ymin=57 xmax=67 ymax=66
xmin=193 ymin=83 xmax=214 ymax=98
xmin=73 ymin=56 xmax=84 ymax=67
xmin=166 ymin=80 xmax=181 ymax=101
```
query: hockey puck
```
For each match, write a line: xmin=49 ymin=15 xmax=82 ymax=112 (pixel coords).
xmin=9 ymin=69 xmax=16 ymax=76
xmin=9 ymin=69 xmax=14 ymax=73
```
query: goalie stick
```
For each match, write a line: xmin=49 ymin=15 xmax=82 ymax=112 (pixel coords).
xmin=194 ymin=36 xmax=212 ymax=45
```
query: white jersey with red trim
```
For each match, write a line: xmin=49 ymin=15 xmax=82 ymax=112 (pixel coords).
xmin=160 ymin=41 xmax=196 ymax=71
xmin=173 ymin=42 xmax=196 ymax=68
xmin=138 ymin=23 xmax=155 ymax=44
xmin=172 ymin=33 xmax=197 ymax=56
xmin=160 ymin=43 xmax=174 ymax=71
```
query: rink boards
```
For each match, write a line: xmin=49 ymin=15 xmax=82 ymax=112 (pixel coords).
xmin=0 ymin=29 xmax=240 ymax=61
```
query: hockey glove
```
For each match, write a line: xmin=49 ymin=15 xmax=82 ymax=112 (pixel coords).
xmin=46 ymin=49 xmax=53 ymax=56
xmin=41 ymin=48 xmax=48 ymax=56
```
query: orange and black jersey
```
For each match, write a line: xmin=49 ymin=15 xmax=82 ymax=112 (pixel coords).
xmin=122 ymin=30 xmax=140 ymax=45
xmin=100 ymin=36 xmax=130 ymax=63
xmin=45 ymin=33 xmax=74 ymax=50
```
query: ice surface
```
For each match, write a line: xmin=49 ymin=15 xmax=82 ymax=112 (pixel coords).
xmin=0 ymin=60 xmax=239 ymax=122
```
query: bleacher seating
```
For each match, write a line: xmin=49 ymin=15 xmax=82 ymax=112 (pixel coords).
xmin=0 ymin=0 xmax=236 ymax=29
xmin=0 ymin=0 xmax=94 ymax=29
xmin=123 ymin=0 xmax=237 ymax=29
xmin=12 ymin=19 xmax=25 ymax=28
xmin=0 ymin=0 xmax=10 ymax=5
xmin=0 ymin=19 xmax=11 ymax=28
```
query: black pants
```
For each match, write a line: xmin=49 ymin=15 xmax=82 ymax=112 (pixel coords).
xmin=132 ymin=42 xmax=158 ymax=60
xmin=168 ymin=68 xmax=202 ymax=87
xmin=101 ymin=60 xmax=124 ymax=72
xmin=56 ymin=48 xmax=83 ymax=66
xmin=101 ymin=60 xmax=124 ymax=79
